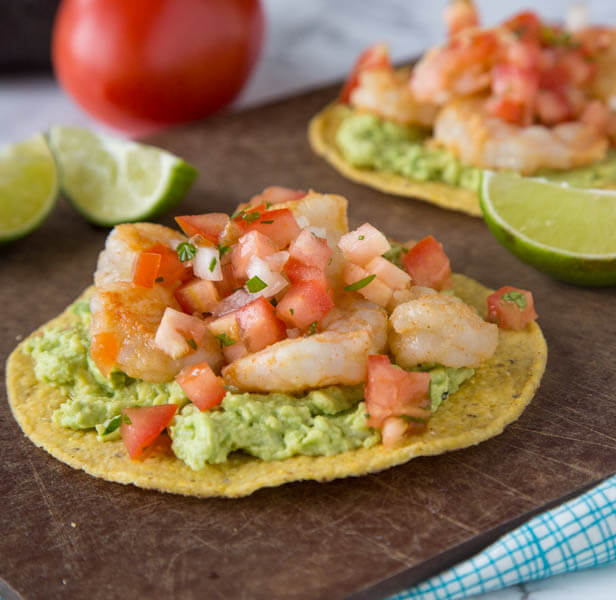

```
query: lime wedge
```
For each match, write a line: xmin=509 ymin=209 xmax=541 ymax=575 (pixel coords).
xmin=0 ymin=134 xmax=58 ymax=243
xmin=47 ymin=126 xmax=197 ymax=226
xmin=480 ymin=171 xmax=616 ymax=286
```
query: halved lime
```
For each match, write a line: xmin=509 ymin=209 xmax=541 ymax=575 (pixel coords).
xmin=480 ymin=171 xmax=616 ymax=286
xmin=47 ymin=126 xmax=197 ymax=226
xmin=0 ymin=134 xmax=58 ymax=243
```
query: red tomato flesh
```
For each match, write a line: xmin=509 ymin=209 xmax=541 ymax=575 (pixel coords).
xmin=487 ymin=286 xmax=538 ymax=330
xmin=133 ymin=251 xmax=162 ymax=288
xmin=403 ymin=235 xmax=452 ymax=290
xmin=365 ymin=355 xmax=431 ymax=430
xmin=236 ymin=297 xmax=287 ymax=352
xmin=145 ymin=243 xmax=191 ymax=287
xmin=120 ymin=404 xmax=178 ymax=459
xmin=283 ymin=257 xmax=330 ymax=289
xmin=175 ymin=361 xmax=226 ymax=411
xmin=275 ymin=280 xmax=334 ymax=330
xmin=52 ymin=0 xmax=265 ymax=134
xmin=175 ymin=213 xmax=230 ymax=243
xmin=245 ymin=208 xmax=302 ymax=250
xmin=174 ymin=278 xmax=220 ymax=314
xmin=90 ymin=332 xmax=120 ymax=378
xmin=288 ymin=230 xmax=332 ymax=271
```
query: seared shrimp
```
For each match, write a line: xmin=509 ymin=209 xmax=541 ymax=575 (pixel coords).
xmin=433 ymin=96 xmax=609 ymax=173
xmin=410 ymin=27 xmax=501 ymax=104
xmin=90 ymin=282 xmax=222 ymax=383
xmin=222 ymin=297 xmax=387 ymax=393
xmin=389 ymin=287 xmax=498 ymax=369
xmin=350 ymin=69 xmax=438 ymax=127
xmin=94 ymin=222 xmax=185 ymax=286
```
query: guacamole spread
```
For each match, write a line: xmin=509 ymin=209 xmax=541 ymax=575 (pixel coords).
xmin=25 ymin=299 xmax=475 ymax=469
xmin=336 ymin=108 xmax=616 ymax=191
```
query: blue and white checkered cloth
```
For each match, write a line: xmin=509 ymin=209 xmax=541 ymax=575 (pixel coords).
xmin=389 ymin=475 xmax=616 ymax=600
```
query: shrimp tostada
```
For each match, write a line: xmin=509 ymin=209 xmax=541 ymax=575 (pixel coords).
xmin=309 ymin=1 xmax=616 ymax=216
xmin=7 ymin=187 xmax=546 ymax=497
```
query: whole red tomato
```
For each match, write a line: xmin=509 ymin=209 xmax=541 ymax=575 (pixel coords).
xmin=52 ymin=0 xmax=265 ymax=134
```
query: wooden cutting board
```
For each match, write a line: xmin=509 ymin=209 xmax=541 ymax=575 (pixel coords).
xmin=1 ymin=84 xmax=615 ymax=600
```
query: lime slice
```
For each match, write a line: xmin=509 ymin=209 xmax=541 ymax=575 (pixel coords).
xmin=47 ymin=126 xmax=197 ymax=226
xmin=480 ymin=171 xmax=616 ymax=286
xmin=0 ymin=134 xmax=58 ymax=243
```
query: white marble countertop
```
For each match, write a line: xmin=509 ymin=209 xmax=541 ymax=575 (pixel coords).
xmin=2 ymin=1 xmax=615 ymax=598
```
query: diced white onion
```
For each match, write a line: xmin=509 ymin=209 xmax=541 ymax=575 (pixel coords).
xmin=193 ymin=246 xmax=223 ymax=281
xmin=306 ymin=226 xmax=327 ymax=239
xmin=211 ymin=289 xmax=253 ymax=317
xmin=295 ymin=215 xmax=309 ymax=228
xmin=246 ymin=256 xmax=288 ymax=298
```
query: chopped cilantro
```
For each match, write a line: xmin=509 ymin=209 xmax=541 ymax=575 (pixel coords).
xmin=308 ymin=321 xmax=318 ymax=335
xmin=344 ymin=274 xmax=376 ymax=291
xmin=155 ymin=276 xmax=164 ymax=283
xmin=265 ymin=202 xmax=272 ymax=209
xmin=502 ymin=290 xmax=527 ymax=309
xmin=103 ymin=414 xmax=122 ymax=435
xmin=269 ymin=297 xmax=278 ymax=307
xmin=358 ymin=235 xmax=365 ymax=240
xmin=259 ymin=220 xmax=274 ymax=224
xmin=177 ymin=241 xmax=197 ymax=262
xmin=246 ymin=276 xmax=267 ymax=293
xmin=218 ymin=244 xmax=231 ymax=257
xmin=122 ymin=414 xmax=132 ymax=425
xmin=215 ymin=333 xmax=237 ymax=347
xmin=187 ymin=338 xmax=197 ymax=350
xmin=289 ymin=307 xmax=295 ymax=315
xmin=242 ymin=211 xmax=261 ymax=224
xmin=209 ymin=257 xmax=217 ymax=272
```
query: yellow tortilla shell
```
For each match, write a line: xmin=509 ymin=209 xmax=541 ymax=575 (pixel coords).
xmin=308 ymin=103 xmax=482 ymax=217
xmin=6 ymin=274 xmax=546 ymax=498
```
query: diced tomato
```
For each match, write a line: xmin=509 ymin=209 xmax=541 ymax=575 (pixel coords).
xmin=236 ymin=296 xmax=287 ymax=352
xmin=246 ymin=208 xmax=302 ymax=250
xmin=403 ymin=235 xmax=452 ymax=291
xmin=343 ymin=262 xmax=392 ymax=307
xmin=503 ymin=11 xmax=541 ymax=42
xmin=132 ymin=251 xmax=161 ymax=288
xmin=175 ymin=361 xmax=226 ymax=411
xmin=175 ymin=278 xmax=220 ymax=314
xmin=275 ymin=280 xmax=334 ymax=330
xmin=288 ymin=229 xmax=332 ymax=271
xmin=284 ymin=257 xmax=328 ymax=287
xmin=120 ymin=404 xmax=178 ymax=459
xmin=489 ymin=64 xmax=538 ymax=125
xmin=90 ymin=331 xmax=120 ymax=378
xmin=581 ymin=100 xmax=611 ymax=131
xmin=505 ymin=39 xmax=541 ymax=70
xmin=535 ymin=89 xmax=572 ymax=125
xmin=175 ymin=213 xmax=230 ymax=244
xmin=485 ymin=96 xmax=527 ymax=124
xmin=486 ymin=286 xmax=538 ymax=330
xmin=215 ymin=262 xmax=244 ymax=299
xmin=154 ymin=307 xmax=208 ymax=359
xmin=145 ymin=243 xmax=192 ymax=287
xmin=232 ymin=230 xmax=277 ymax=280
xmin=338 ymin=223 xmax=391 ymax=266
xmin=339 ymin=43 xmax=391 ymax=104
xmin=232 ymin=202 xmax=268 ymax=230
xmin=364 ymin=256 xmax=411 ymax=290
xmin=365 ymin=355 xmax=431 ymax=430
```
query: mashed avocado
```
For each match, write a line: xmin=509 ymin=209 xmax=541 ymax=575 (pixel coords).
xmin=26 ymin=299 xmax=475 ymax=469
xmin=336 ymin=108 xmax=616 ymax=190
xmin=170 ymin=387 xmax=378 ymax=468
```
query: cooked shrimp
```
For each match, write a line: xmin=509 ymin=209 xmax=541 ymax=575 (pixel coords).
xmin=94 ymin=223 xmax=185 ymax=286
xmin=444 ymin=0 xmax=479 ymax=38
xmin=90 ymin=282 xmax=222 ymax=383
xmin=350 ymin=69 xmax=438 ymax=127
xmin=410 ymin=27 xmax=502 ymax=104
xmin=433 ymin=96 xmax=608 ymax=173
xmin=222 ymin=297 xmax=387 ymax=393
xmin=389 ymin=287 xmax=498 ymax=369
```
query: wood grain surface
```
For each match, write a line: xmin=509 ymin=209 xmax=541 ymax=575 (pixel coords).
xmin=1 ymin=84 xmax=615 ymax=600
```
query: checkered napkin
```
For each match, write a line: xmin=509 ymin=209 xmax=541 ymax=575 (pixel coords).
xmin=389 ymin=475 xmax=616 ymax=600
